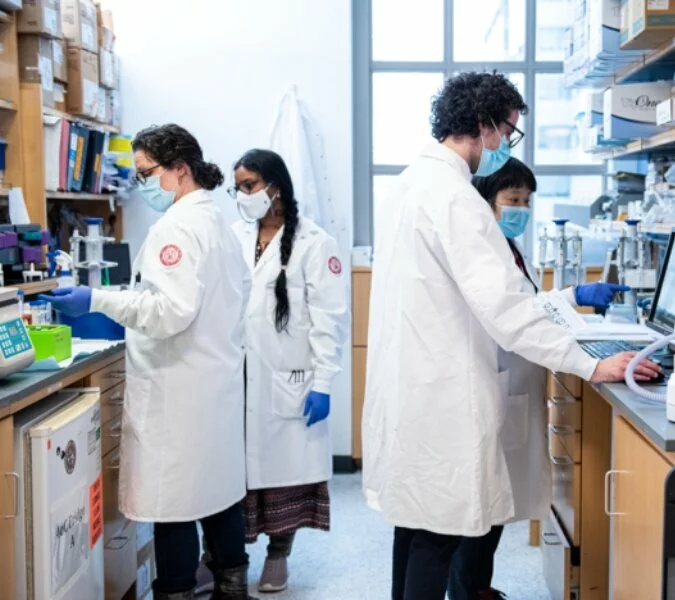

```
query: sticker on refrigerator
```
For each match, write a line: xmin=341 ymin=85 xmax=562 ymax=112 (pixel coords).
xmin=50 ymin=485 xmax=90 ymax=595
xmin=89 ymin=475 xmax=103 ymax=549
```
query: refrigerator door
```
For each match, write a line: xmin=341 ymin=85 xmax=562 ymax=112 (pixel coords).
xmin=29 ymin=391 xmax=103 ymax=600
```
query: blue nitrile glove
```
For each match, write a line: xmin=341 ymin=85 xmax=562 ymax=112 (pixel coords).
xmin=574 ymin=283 xmax=631 ymax=309
xmin=39 ymin=286 xmax=92 ymax=317
xmin=303 ymin=391 xmax=330 ymax=427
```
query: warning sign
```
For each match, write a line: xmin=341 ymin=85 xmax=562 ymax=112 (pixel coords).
xmin=89 ymin=475 xmax=103 ymax=549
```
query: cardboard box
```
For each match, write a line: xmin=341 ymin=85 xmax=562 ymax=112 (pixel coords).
xmin=603 ymin=81 xmax=673 ymax=140
xmin=52 ymin=38 xmax=67 ymax=83
xmin=61 ymin=0 xmax=98 ymax=53
xmin=18 ymin=35 xmax=54 ymax=106
xmin=53 ymin=82 xmax=66 ymax=111
xmin=96 ymin=5 xmax=114 ymax=51
xmin=620 ymin=0 xmax=675 ymax=49
xmin=66 ymin=46 xmax=98 ymax=118
xmin=99 ymin=48 xmax=114 ymax=89
xmin=18 ymin=0 xmax=61 ymax=37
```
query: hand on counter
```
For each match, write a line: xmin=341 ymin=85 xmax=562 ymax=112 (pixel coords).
xmin=39 ymin=286 xmax=92 ymax=317
xmin=574 ymin=282 xmax=631 ymax=309
xmin=591 ymin=351 xmax=661 ymax=384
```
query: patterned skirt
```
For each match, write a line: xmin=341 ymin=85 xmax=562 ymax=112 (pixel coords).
xmin=244 ymin=482 xmax=330 ymax=544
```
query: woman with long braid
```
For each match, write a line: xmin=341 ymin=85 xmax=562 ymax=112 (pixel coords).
xmin=196 ymin=149 xmax=347 ymax=595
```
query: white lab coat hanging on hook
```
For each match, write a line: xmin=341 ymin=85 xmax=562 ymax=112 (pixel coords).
xmin=269 ymin=85 xmax=348 ymax=256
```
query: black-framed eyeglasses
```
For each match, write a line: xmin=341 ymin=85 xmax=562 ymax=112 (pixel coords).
xmin=504 ymin=119 xmax=525 ymax=149
xmin=133 ymin=164 xmax=161 ymax=186
xmin=226 ymin=179 xmax=266 ymax=199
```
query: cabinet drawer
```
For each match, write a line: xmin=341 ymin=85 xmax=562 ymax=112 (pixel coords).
xmin=548 ymin=373 xmax=582 ymax=399
xmin=101 ymin=383 xmax=125 ymax=427
xmin=102 ymin=414 xmax=122 ymax=458
xmin=102 ymin=446 xmax=124 ymax=544
xmin=104 ymin=518 xmax=137 ymax=600
xmin=542 ymin=510 xmax=579 ymax=600
xmin=549 ymin=428 xmax=581 ymax=464
xmin=551 ymin=449 xmax=581 ymax=547
xmin=548 ymin=378 xmax=581 ymax=432
xmin=90 ymin=358 xmax=125 ymax=394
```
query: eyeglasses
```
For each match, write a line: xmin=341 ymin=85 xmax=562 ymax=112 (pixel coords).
xmin=504 ymin=119 xmax=525 ymax=149
xmin=133 ymin=164 xmax=161 ymax=186
xmin=226 ymin=179 xmax=266 ymax=199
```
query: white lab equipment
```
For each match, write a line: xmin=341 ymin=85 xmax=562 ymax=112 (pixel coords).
xmin=71 ymin=218 xmax=117 ymax=290
xmin=52 ymin=251 xmax=75 ymax=288
xmin=538 ymin=219 xmax=583 ymax=290
xmin=0 ymin=287 xmax=35 ymax=375
xmin=12 ymin=389 xmax=104 ymax=600
xmin=601 ymin=219 xmax=656 ymax=307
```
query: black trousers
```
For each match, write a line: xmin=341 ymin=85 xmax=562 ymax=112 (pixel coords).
xmin=153 ymin=502 xmax=249 ymax=594
xmin=448 ymin=525 xmax=504 ymax=600
xmin=392 ymin=526 xmax=462 ymax=600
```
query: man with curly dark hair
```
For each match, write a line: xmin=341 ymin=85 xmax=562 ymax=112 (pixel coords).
xmin=362 ymin=72 xmax=659 ymax=600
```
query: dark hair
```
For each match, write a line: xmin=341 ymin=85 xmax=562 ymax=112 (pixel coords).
xmin=132 ymin=124 xmax=224 ymax=191
xmin=234 ymin=149 xmax=299 ymax=333
xmin=430 ymin=72 xmax=528 ymax=141
xmin=472 ymin=157 xmax=537 ymax=209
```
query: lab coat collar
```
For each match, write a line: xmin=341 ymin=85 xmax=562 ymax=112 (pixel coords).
xmin=420 ymin=142 xmax=472 ymax=181
xmin=167 ymin=188 xmax=211 ymax=214
xmin=238 ymin=219 xmax=285 ymax=275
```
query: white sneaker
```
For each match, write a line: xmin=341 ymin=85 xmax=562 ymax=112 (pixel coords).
xmin=258 ymin=557 xmax=288 ymax=594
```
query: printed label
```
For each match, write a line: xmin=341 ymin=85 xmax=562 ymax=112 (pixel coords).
xmin=89 ymin=475 xmax=103 ymax=549
xmin=82 ymin=23 xmax=96 ymax=51
xmin=84 ymin=79 xmax=99 ymax=116
xmin=52 ymin=41 xmax=64 ymax=67
xmin=50 ymin=485 xmax=89 ymax=595
xmin=648 ymin=0 xmax=669 ymax=9
xmin=44 ymin=7 xmax=59 ymax=36
xmin=39 ymin=55 xmax=54 ymax=93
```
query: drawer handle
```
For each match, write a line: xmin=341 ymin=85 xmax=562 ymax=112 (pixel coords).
xmin=105 ymin=371 xmax=126 ymax=380
xmin=549 ymin=424 xmax=575 ymax=436
xmin=542 ymin=532 xmax=562 ymax=546
xmin=550 ymin=395 xmax=575 ymax=406
xmin=106 ymin=451 xmax=121 ymax=470
xmin=105 ymin=392 xmax=124 ymax=406
xmin=105 ymin=419 xmax=123 ymax=437
xmin=550 ymin=454 xmax=573 ymax=466
xmin=2 ymin=472 xmax=19 ymax=519
xmin=604 ymin=470 xmax=627 ymax=517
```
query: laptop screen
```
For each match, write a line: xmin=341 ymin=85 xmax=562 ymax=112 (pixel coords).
xmin=648 ymin=229 xmax=675 ymax=336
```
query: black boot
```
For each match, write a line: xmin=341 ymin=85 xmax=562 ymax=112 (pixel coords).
xmin=153 ymin=590 xmax=196 ymax=600
xmin=210 ymin=564 xmax=258 ymax=600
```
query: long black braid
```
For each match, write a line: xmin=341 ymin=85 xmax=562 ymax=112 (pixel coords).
xmin=234 ymin=149 xmax=299 ymax=332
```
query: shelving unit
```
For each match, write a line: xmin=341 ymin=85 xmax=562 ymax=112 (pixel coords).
xmin=46 ymin=191 xmax=115 ymax=202
xmin=42 ymin=106 xmax=120 ymax=135
xmin=12 ymin=279 xmax=57 ymax=295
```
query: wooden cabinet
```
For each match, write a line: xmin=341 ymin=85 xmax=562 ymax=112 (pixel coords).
xmin=610 ymin=416 xmax=670 ymax=600
xmin=0 ymin=416 xmax=16 ymax=599
xmin=351 ymin=268 xmax=371 ymax=461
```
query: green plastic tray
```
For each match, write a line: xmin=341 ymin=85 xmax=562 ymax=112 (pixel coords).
xmin=27 ymin=325 xmax=72 ymax=362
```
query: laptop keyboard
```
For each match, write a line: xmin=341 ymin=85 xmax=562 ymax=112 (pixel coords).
xmin=579 ymin=340 xmax=645 ymax=360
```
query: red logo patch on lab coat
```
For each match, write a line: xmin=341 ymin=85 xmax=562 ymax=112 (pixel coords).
xmin=160 ymin=244 xmax=182 ymax=267
xmin=328 ymin=256 xmax=342 ymax=275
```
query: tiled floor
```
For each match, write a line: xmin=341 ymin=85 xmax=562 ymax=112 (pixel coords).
xmin=245 ymin=473 xmax=551 ymax=599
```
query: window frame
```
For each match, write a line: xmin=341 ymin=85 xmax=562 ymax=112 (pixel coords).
xmin=352 ymin=0 xmax=605 ymax=252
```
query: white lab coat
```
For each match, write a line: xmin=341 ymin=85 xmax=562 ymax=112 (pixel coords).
xmin=232 ymin=217 xmax=348 ymax=490
xmin=499 ymin=242 xmax=578 ymax=523
xmin=362 ymin=143 xmax=598 ymax=537
xmin=91 ymin=190 xmax=250 ymax=522
xmin=269 ymin=86 xmax=348 ymax=253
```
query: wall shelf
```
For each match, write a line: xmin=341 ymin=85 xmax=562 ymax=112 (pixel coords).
xmin=614 ymin=38 xmax=675 ymax=85
xmin=42 ymin=106 xmax=120 ymax=135
xmin=595 ymin=128 xmax=675 ymax=159
xmin=46 ymin=191 xmax=115 ymax=202
xmin=11 ymin=279 xmax=57 ymax=295
xmin=0 ymin=99 xmax=16 ymax=111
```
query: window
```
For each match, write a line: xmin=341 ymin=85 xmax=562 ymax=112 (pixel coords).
xmin=354 ymin=0 xmax=605 ymax=252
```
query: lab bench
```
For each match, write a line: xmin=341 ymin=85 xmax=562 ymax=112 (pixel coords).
xmin=0 ymin=344 xmax=155 ymax=600
xmin=543 ymin=372 xmax=675 ymax=600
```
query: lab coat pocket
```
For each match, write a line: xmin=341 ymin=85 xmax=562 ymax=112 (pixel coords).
xmin=123 ymin=375 xmax=151 ymax=440
xmin=500 ymin=393 xmax=530 ymax=451
xmin=272 ymin=370 xmax=314 ymax=420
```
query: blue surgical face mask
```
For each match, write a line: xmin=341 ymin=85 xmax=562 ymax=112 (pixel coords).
xmin=498 ymin=205 xmax=530 ymax=239
xmin=138 ymin=175 xmax=176 ymax=213
xmin=475 ymin=129 xmax=511 ymax=177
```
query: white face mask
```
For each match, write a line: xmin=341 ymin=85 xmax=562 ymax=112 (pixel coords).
xmin=236 ymin=188 xmax=272 ymax=223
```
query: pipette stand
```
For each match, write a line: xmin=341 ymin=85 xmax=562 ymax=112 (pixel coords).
xmin=538 ymin=219 xmax=583 ymax=290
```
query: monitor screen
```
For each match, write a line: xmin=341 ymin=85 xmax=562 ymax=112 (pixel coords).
xmin=650 ymin=231 xmax=675 ymax=335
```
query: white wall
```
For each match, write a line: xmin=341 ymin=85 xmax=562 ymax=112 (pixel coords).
xmin=108 ymin=0 xmax=354 ymax=456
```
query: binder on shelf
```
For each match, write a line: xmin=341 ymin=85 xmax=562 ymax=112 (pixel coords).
xmin=58 ymin=119 xmax=70 ymax=191
xmin=83 ymin=129 xmax=105 ymax=194
xmin=67 ymin=124 xmax=90 ymax=192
